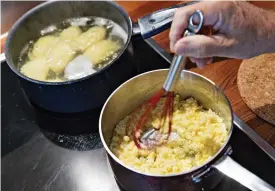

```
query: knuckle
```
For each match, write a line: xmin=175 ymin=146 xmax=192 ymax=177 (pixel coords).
xmin=174 ymin=8 xmax=183 ymax=18
xmin=176 ymin=40 xmax=189 ymax=52
xmin=174 ymin=8 xmax=190 ymax=24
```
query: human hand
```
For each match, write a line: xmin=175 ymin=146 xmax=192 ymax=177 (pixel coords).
xmin=169 ymin=1 xmax=275 ymax=68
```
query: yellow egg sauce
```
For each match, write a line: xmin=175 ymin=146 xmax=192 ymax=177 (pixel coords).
xmin=110 ymin=95 xmax=229 ymax=175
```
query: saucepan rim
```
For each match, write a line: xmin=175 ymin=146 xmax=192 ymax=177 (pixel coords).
xmin=99 ymin=69 xmax=234 ymax=178
xmin=4 ymin=0 xmax=133 ymax=86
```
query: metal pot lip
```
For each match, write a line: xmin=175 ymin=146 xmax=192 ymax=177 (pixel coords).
xmin=99 ymin=68 xmax=233 ymax=178
xmin=5 ymin=0 xmax=133 ymax=86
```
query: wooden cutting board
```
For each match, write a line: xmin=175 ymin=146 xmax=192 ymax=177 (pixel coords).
xmin=237 ymin=53 xmax=275 ymax=125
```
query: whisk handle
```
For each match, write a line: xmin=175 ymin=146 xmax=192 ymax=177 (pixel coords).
xmin=163 ymin=10 xmax=203 ymax=92
xmin=163 ymin=54 xmax=188 ymax=92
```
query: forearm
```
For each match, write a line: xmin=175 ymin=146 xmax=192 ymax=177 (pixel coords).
xmin=260 ymin=9 xmax=275 ymax=54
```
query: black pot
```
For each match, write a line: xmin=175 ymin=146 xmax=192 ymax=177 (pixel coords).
xmin=4 ymin=1 xmax=197 ymax=113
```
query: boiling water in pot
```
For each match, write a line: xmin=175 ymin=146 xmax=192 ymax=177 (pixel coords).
xmin=18 ymin=17 xmax=128 ymax=82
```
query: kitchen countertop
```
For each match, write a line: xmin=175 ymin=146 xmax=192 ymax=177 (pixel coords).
xmin=1 ymin=1 xmax=275 ymax=148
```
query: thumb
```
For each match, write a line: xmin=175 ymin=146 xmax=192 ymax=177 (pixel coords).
xmin=174 ymin=34 xmax=227 ymax=58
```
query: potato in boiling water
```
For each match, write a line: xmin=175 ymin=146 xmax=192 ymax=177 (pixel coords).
xmin=71 ymin=26 xmax=107 ymax=52
xmin=60 ymin=26 xmax=82 ymax=42
xmin=19 ymin=17 xmax=127 ymax=82
xmin=20 ymin=58 xmax=50 ymax=81
xmin=83 ymin=39 xmax=121 ymax=65
xmin=47 ymin=41 xmax=75 ymax=74
xmin=28 ymin=36 xmax=58 ymax=60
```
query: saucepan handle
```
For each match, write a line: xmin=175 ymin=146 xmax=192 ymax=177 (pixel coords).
xmin=132 ymin=1 xmax=199 ymax=38
xmin=212 ymin=156 xmax=275 ymax=191
xmin=212 ymin=155 xmax=274 ymax=191
xmin=192 ymin=147 xmax=275 ymax=191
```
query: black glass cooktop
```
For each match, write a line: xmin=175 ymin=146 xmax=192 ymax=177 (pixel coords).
xmin=1 ymin=38 xmax=275 ymax=191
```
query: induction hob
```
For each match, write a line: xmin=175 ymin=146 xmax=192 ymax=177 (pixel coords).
xmin=1 ymin=38 xmax=275 ymax=191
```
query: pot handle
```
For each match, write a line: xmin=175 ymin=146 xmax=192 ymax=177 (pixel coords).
xmin=233 ymin=113 xmax=275 ymax=162
xmin=193 ymin=147 xmax=275 ymax=191
xmin=132 ymin=1 xmax=199 ymax=39
xmin=212 ymin=155 xmax=275 ymax=191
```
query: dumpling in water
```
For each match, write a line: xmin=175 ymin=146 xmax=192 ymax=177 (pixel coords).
xmin=64 ymin=55 xmax=96 ymax=80
xmin=83 ymin=39 xmax=121 ymax=65
xmin=47 ymin=41 xmax=75 ymax=74
xmin=28 ymin=35 xmax=58 ymax=60
xmin=60 ymin=26 xmax=82 ymax=42
xmin=71 ymin=26 xmax=107 ymax=52
xmin=20 ymin=58 xmax=49 ymax=81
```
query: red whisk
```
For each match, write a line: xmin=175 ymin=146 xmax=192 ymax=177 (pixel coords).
xmin=130 ymin=10 xmax=204 ymax=149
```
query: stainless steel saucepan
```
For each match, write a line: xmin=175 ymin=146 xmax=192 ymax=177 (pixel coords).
xmin=99 ymin=69 xmax=275 ymax=191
